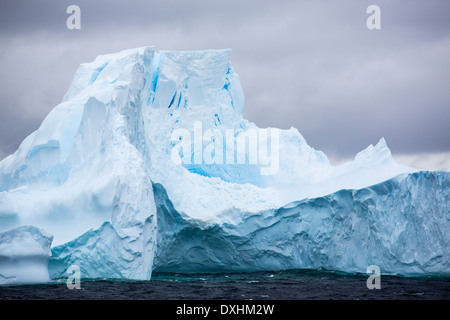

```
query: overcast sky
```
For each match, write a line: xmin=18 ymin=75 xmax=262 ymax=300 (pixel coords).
xmin=0 ymin=0 xmax=449 ymax=169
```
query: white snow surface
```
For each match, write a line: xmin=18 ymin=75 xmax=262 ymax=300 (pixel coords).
xmin=0 ymin=47 xmax=447 ymax=282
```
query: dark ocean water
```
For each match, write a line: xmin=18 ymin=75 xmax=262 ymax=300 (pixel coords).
xmin=1 ymin=270 xmax=449 ymax=300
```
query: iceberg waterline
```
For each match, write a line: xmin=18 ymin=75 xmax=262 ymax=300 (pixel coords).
xmin=0 ymin=46 xmax=448 ymax=284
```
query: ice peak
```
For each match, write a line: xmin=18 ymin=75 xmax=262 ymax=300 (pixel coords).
xmin=63 ymin=46 xmax=155 ymax=102
xmin=354 ymin=137 xmax=392 ymax=163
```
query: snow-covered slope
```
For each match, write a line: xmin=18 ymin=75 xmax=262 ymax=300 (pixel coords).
xmin=0 ymin=46 xmax=448 ymax=283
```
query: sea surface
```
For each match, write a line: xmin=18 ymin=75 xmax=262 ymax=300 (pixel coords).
xmin=1 ymin=270 xmax=449 ymax=300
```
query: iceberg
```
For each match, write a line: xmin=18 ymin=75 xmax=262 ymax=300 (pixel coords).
xmin=0 ymin=46 xmax=448 ymax=284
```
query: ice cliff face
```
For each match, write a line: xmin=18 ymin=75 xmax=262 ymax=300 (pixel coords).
xmin=152 ymin=171 xmax=449 ymax=276
xmin=0 ymin=46 xmax=448 ymax=283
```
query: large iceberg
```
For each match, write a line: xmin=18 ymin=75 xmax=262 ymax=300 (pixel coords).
xmin=0 ymin=46 xmax=448 ymax=284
